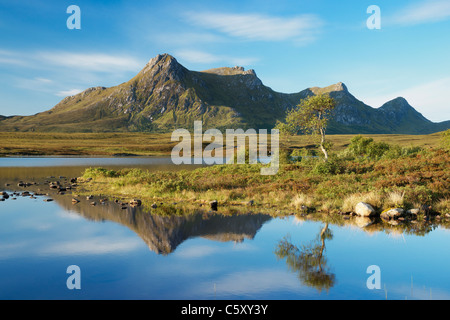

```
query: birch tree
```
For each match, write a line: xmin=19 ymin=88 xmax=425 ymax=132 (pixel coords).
xmin=281 ymin=94 xmax=336 ymax=161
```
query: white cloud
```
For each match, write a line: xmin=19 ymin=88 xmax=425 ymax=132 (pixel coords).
xmin=0 ymin=49 xmax=29 ymax=66
xmin=184 ymin=12 xmax=323 ymax=44
xmin=175 ymin=49 xmax=258 ymax=67
xmin=0 ymin=48 xmax=142 ymax=73
xmin=391 ymin=0 xmax=450 ymax=25
xmin=153 ymin=32 xmax=225 ymax=46
xmin=40 ymin=237 xmax=142 ymax=256
xmin=35 ymin=77 xmax=52 ymax=83
xmin=363 ymin=77 xmax=450 ymax=122
xmin=37 ymin=52 xmax=142 ymax=72
xmin=174 ymin=245 xmax=220 ymax=258
xmin=55 ymin=88 xmax=83 ymax=97
xmin=190 ymin=269 xmax=308 ymax=296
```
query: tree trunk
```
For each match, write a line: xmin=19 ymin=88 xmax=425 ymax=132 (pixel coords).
xmin=319 ymin=128 xmax=328 ymax=161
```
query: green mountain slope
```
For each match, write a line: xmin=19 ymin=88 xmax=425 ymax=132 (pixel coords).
xmin=0 ymin=53 xmax=448 ymax=134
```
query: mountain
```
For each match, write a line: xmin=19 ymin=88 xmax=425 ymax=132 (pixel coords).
xmin=300 ymin=83 xmax=450 ymax=134
xmin=0 ymin=53 xmax=448 ymax=134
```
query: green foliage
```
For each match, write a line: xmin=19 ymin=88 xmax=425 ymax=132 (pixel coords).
xmin=278 ymin=94 xmax=337 ymax=160
xmin=122 ymin=168 xmax=147 ymax=178
xmin=83 ymin=167 xmax=117 ymax=178
xmin=382 ymin=145 xmax=423 ymax=159
xmin=282 ymin=94 xmax=337 ymax=136
xmin=290 ymin=148 xmax=317 ymax=158
xmin=311 ymin=156 xmax=345 ymax=175
xmin=442 ymin=129 xmax=450 ymax=149
xmin=274 ymin=120 xmax=292 ymax=136
xmin=347 ymin=135 xmax=374 ymax=156
xmin=346 ymin=135 xmax=390 ymax=158
xmin=345 ymin=135 xmax=422 ymax=160
xmin=79 ymin=146 xmax=450 ymax=216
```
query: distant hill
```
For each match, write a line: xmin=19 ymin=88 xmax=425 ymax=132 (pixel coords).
xmin=0 ymin=53 xmax=448 ymax=134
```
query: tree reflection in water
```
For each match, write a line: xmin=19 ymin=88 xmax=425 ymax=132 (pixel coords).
xmin=275 ymin=223 xmax=335 ymax=292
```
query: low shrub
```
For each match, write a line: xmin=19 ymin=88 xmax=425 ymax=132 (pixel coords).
xmin=83 ymin=167 xmax=117 ymax=178
xmin=442 ymin=129 xmax=450 ymax=149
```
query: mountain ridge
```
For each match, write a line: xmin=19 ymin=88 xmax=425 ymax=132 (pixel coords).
xmin=0 ymin=53 xmax=448 ymax=134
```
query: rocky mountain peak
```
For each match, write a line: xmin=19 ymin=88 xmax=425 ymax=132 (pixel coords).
xmin=309 ymin=82 xmax=349 ymax=96
xmin=378 ymin=96 xmax=430 ymax=124
xmin=140 ymin=53 xmax=185 ymax=80
xmin=379 ymin=97 xmax=413 ymax=112
xmin=380 ymin=96 xmax=409 ymax=107
xmin=145 ymin=53 xmax=176 ymax=68
xmin=334 ymin=82 xmax=348 ymax=92
xmin=202 ymin=66 xmax=257 ymax=77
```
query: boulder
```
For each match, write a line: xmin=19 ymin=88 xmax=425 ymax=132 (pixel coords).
xmin=381 ymin=208 xmax=404 ymax=220
xmin=130 ymin=199 xmax=142 ymax=206
xmin=354 ymin=202 xmax=376 ymax=217
xmin=210 ymin=200 xmax=218 ymax=211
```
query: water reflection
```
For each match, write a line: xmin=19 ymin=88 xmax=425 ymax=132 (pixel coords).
xmin=275 ymin=223 xmax=335 ymax=292
xmin=1 ymin=183 xmax=273 ymax=255
xmin=1 ymin=160 xmax=450 ymax=299
xmin=1 ymin=176 xmax=446 ymax=257
xmin=57 ymin=196 xmax=273 ymax=255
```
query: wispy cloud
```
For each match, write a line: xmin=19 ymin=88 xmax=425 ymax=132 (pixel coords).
xmin=55 ymin=88 xmax=83 ymax=97
xmin=391 ymin=0 xmax=450 ymax=25
xmin=0 ymin=49 xmax=29 ymax=66
xmin=153 ymin=32 xmax=225 ymax=46
xmin=37 ymin=52 xmax=142 ymax=72
xmin=184 ymin=12 xmax=323 ymax=44
xmin=0 ymin=48 xmax=142 ymax=73
xmin=175 ymin=49 xmax=258 ymax=67
xmin=188 ymin=269 xmax=308 ymax=296
xmin=174 ymin=245 xmax=220 ymax=258
xmin=34 ymin=77 xmax=52 ymax=83
xmin=1 ymin=48 xmax=143 ymax=100
xmin=40 ymin=236 xmax=142 ymax=256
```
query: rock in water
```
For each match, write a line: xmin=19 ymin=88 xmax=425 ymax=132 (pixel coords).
xmin=130 ymin=199 xmax=142 ymax=206
xmin=381 ymin=208 xmax=405 ymax=220
xmin=354 ymin=202 xmax=376 ymax=217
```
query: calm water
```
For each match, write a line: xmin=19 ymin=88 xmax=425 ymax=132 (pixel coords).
xmin=0 ymin=157 xmax=449 ymax=300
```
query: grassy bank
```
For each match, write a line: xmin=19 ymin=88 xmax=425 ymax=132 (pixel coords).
xmin=0 ymin=132 xmax=176 ymax=156
xmin=0 ymin=131 xmax=444 ymax=156
xmin=78 ymin=134 xmax=450 ymax=216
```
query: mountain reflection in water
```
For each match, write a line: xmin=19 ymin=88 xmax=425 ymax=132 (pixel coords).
xmin=1 ymin=160 xmax=450 ymax=299
xmin=51 ymin=194 xmax=273 ymax=255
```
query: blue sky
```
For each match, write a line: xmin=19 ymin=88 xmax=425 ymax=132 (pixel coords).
xmin=0 ymin=0 xmax=449 ymax=122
